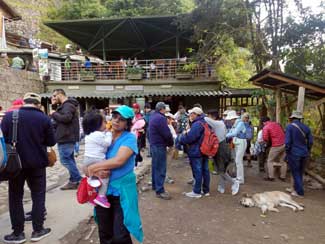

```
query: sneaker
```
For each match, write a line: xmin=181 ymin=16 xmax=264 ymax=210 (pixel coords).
xmin=94 ymin=195 xmax=111 ymax=208
xmin=285 ymin=187 xmax=293 ymax=193
xmin=165 ymin=176 xmax=175 ymax=184
xmin=203 ymin=192 xmax=210 ymax=197
xmin=217 ymin=185 xmax=225 ymax=194
xmin=25 ymin=211 xmax=47 ymax=223
xmin=264 ymin=177 xmax=275 ymax=182
xmin=3 ymin=232 xmax=26 ymax=244
xmin=187 ymin=178 xmax=194 ymax=185
xmin=291 ymin=191 xmax=304 ymax=198
xmin=231 ymin=180 xmax=240 ymax=196
xmin=156 ymin=192 xmax=172 ymax=200
xmin=211 ymin=171 xmax=218 ymax=175
xmin=185 ymin=191 xmax=202 ymax=198
xmin=60 ymin=182 xmax=79 ymax=190
xmin=30 ymin=228 xmax=51 ymax=242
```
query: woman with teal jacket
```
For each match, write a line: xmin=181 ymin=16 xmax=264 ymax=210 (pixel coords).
xmin=87 ymin=105 xmax=143 ymax=244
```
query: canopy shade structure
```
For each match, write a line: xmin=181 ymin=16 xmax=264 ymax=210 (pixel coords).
xmin=45 ymin=16 xmax=194 ymax=60
xmin=249 ymin=69 xmax=325 ymax=99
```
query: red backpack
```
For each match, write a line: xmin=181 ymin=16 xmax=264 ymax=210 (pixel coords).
xmin=199 ymin=122 xmax=219 ymax=157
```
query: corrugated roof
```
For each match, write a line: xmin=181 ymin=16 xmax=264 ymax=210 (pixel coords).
xmin=40 ymin=89 xmax=233 ymax=99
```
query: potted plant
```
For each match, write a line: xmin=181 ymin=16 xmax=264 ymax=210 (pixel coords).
xmin=80 ymin=69 xmax=96 ymax=81
xmin=126 ymin=66 xmax=144 ymax=80
xmin=176 ymin=62 xmax=197 ymax=79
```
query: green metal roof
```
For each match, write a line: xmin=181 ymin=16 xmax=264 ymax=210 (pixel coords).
xmin=45 ymin=16 xmax=194 ymax=60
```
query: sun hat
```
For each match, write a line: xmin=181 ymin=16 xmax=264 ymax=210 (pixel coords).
xmin=112 ymin=105 xmax=134 ymax=119
xmin=289 ymin=110 xmax=303 ymax=119
xmin=155 ymin=102 xmax=167 ymax=111
xmin=188 ymin=107 xmax=203 ymax=115
xmin=225 ymin=110 xmax=239 ymax=120
xmin=23 ymin=92 xmax=41 ymax=103
xmin=223 ymin=110 xmax=230 ymax=116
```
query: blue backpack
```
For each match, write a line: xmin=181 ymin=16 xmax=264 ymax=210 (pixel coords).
xmin=245 ymin=123 xmax=253 ymax=140
xmin=0 ymin=128 xmax=8 ymax=172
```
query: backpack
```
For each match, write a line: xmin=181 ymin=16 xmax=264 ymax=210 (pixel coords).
xmin=245 ymin=123 xmax=253 ymax=140
xmin=199 ymin=122 xmax=219 ymax=157
xmin=0 ymin=128 xmax=8 ymax=172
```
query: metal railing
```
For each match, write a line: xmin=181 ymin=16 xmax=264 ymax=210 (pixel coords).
xmin=48 ymin=58 xmax=215 ymax=81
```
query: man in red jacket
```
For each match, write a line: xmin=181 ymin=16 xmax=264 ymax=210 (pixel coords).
xmin=262 ymin=117 xmax=287 ymax=181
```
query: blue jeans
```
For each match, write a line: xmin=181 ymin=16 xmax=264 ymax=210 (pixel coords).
xmin=287 ymin=153 xmax=306 ymax=196
xmin=190 ymin=157 xmax=210 ymax=194
xmin=74 ymin=142 xmax=80 ymax=154
xmin=58 ymin=143 xmax=82 ymax=183
xmin=151 ymin=145 xmax=167 ymax=194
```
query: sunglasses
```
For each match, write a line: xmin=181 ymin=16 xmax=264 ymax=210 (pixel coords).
xmin=112 ymin=113 xmax=127 ymax=122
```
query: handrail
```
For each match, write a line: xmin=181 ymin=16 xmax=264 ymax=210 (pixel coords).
xmin=48 ymin=58 xmax=215 ymax=81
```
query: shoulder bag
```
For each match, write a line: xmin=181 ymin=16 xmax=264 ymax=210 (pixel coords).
xmin=0 ymin=110 xmax=22 ymax=181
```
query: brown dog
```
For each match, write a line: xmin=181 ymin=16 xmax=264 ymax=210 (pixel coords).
xmin=240 ymin=191 xmax=304 ymax=214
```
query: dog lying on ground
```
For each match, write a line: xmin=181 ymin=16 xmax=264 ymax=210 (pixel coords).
xmin=240 ymin=191 xmax=304 ymax=214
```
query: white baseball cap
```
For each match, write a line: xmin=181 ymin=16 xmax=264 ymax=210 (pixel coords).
xmin=188 ymin=107 xmax=203 ymax=115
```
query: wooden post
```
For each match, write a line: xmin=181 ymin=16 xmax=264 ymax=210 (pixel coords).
xmin=297 ymin=86 xmax=305 ymax=112
xmin=276 ymin=89 xmax=281 ymax=123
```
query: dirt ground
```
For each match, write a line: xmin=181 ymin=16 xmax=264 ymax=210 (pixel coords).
xmin=61 ymin=157 xmax=325 ymax=244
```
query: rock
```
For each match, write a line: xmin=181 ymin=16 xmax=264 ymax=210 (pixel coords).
xmin=280 ymin=234 xmax=289 ymax=241
xmin=298 ymin=236 xmax=305 ymax=240
xmin=263 ymin=235 xmax=270 ymax=239
xmin=141 ymin=186 xmax=151 ymax=192
xmin=175 ymin=230 xmax=180 ymax=234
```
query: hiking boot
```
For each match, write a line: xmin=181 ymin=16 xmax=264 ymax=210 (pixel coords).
xmin=156 ymin=192 xmax=172 ymax=200
xmin=185 ymin=191 xmax=202 ymax=198
xmin=231 ymin=180 xmax=240 ymax=196
xmin=30 ymin=228 xmax=51 ymax=242
xmin=60 ymin=182 xmax=79 ymax=190
xmin=94 ymin=195 xmax=111 ymax=208
xmin=3 ymin=232 xmax=26 ymax=244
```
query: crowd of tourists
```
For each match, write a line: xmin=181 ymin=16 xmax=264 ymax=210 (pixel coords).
xmin=0 ymin=89 xmax=313 ymax=244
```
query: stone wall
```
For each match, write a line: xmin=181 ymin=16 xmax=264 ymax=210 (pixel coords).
xmin=0 ymin=57 xmax=44 ymax=110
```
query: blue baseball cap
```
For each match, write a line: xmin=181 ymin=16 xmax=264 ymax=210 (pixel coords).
xmin=112 ymin=105 xmax=134 ymax=119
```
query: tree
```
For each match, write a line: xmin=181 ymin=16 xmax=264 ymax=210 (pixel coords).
xmin=48 ymin=0 xmax=107 ymax=20
xmin=49 ymin=0 xmax=194 ymax=20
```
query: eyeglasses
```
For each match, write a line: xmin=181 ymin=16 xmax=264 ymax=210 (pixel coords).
xmin=112 ymin=113 xmax=127 ymax=122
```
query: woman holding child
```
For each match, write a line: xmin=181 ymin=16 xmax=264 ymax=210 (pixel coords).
xmin=85 ymin=105 xmax=143 ymax=244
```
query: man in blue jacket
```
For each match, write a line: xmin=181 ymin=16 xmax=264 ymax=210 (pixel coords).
xmin=148 ymin=102 xmax=174 ymax=200
xmin=285 ymin=110 xmax=313 ymax=197
xmin=1 ymin=92 xmax=56 ymax=243
xmin=179 ymin=107 xmax=210 ymax=198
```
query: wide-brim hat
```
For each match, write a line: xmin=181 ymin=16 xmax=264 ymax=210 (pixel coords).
xmin=112 ymin=105 xmax=134 ymax=119
xmin=225 ymin=110 xmax=239 ymax=120
xmin=289 ymin=110 xmax=303 ymax=119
